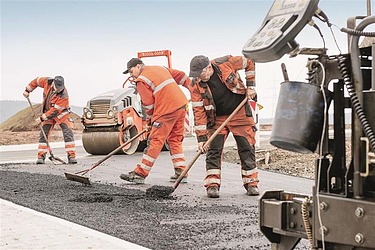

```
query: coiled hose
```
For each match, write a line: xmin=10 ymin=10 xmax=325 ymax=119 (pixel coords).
xmin=302 ymin=197 xmax=314 ymax=249
xmin=340 ymin=27 xmax=375 ymax=37
xmin=338 ymin=55 xmax=375 ymax=152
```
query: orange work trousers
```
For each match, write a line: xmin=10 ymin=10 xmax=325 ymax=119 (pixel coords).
xmin=134 ymin=106 xmax=187 ymax=177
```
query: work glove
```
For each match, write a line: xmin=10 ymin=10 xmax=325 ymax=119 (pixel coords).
xmin=144 ymin=120 xmax=152 ymax=132
xmin=246 ymin=87 xmax=257 ymax=100
xmin=35 ymin=114 xmax=47 ymax=124
xmin=34 ymin=117 xmax=42 ymax=125
xmin=23 ymin=91 xmax=30 ymax=98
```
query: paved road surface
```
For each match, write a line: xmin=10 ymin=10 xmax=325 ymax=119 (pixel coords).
xmin=0 ymin=131 xmax=314 ymax=249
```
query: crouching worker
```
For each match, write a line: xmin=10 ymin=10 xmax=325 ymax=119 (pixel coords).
xmin=120 ymin=58 xmax=190 ymax=184
xmin=23 ymin=76 xmax=77 ymax=164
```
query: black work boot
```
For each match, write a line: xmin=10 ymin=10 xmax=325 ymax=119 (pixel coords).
xmin=245 ymin=185 xmax=259 ymax=196
xmin=206 ymin=186 xmax=219 ymax=198
xmin=36 ymin=154 xmax=46 ymax=164
xmin=169 ymin=169 xmax=187 ymax=183
xmin=36 ymin=158 xmax=45 ymax=164
xmin=68 ymin=155 xmax=77 ymax=164
xmin=120 ymin=171 xmax=145 ymax=184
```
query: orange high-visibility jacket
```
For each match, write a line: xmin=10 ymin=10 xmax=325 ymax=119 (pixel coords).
xmin=25 ymin=77 xmax=71 ymax=123
xmin=189 ymin=55 xmax=256 ymax=142
xmin=135 ymin=66 xmax=190 ymax=122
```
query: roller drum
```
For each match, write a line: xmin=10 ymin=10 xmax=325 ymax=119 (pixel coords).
xmin=82 ymin=130 xmax=123 ymax=155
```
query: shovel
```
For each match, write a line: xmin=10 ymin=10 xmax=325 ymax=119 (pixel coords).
xmin=26 ymin=97 xmax=66 ymax=164
xmin=146 ymin=97 xmax=249 ymax=198
xmin=65 ymin=128 xmax=148 ymax=185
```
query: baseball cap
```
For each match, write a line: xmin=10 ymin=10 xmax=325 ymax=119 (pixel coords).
xmin=189 ymin=55 xmax=210 ymax=77
xmin=123 ymin=58 xmax=143 ymax=74
xmin=53 ymin=76 xmax=65 ymax=92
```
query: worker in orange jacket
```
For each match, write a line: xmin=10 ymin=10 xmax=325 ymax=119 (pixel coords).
xmin=188 ymin=55 xmax=259 ymax=198
xmin=120 ymin=58 xmax=190 ymax=184
xmin=23 ymin=76 xmax=77 ymax=164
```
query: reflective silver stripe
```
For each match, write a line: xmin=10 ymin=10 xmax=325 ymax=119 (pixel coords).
xmin=65 ymin=141 xmax=75 ymax=146
xmin=242 ymin=56 xmax=248 ymax=69
xmin=241 ymin=168 xmax=258 ymax=176
xmin=179 ymin=74 xmax=188 ymax=85
xmin=245 ymin=70 xmax=255 ymax=77
xmin=39 ymin=143 xmax=47 ymax=147
xmin=143 ymin=104 xmax=154 ymax=110
xmin=204 ymin=178 xmax=221 ymax=185
xmin=39 ymin=148 xmax=49 ymax=153
xmin=191 ymin=101 xmax=203 ymax=107
xmin=172 ymin=153 xmax=185 ymax=159
xmin=207 ymin=169 xmax=221 ymax=175
xmin=54 ymin=104 xmax=65 ymax=110
xmin=138 ymin=76 xmax=155 ymax=90
xmin=242 ymin=177 xmax=259 ymax=183
xmin=173 ymin=161 xmax=186 ymax=167
xmin=143 ymin=154 xmax=156 ymax=163
xmin=26 ymin=85 xmax=33 ymax=92
xmin=195 ymin=125 xmax=207 ymax=130
xmin=204 ymin=105 xmax=214 ymax=111
xmin=57 ymin=111 xmax=69 ymax=119
xmin=140 ymin=163 xmax=152 ymax=171
xmin=65 ymin=147 xmax=76 ymax=152
xmin=36 ymin=77 xmax=42 ymax=86
xmin=154 ymin=78 xmax=174 ymax=94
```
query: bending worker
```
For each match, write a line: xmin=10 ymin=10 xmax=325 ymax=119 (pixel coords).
xmin=188 ymin=55 xmax=259 ymax=198
xmin=120 ymin=58 xmax=190 ymax=184
xmin=23 ymin=76 xmax=77 ymax=164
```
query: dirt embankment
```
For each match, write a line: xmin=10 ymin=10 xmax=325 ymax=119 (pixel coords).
xmin=0 ymin=104 xmax=82 ymax=145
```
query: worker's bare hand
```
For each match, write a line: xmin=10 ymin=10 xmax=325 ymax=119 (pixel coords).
xmin=247 ymin=88 xmax=257 ymax=100
xmin=198 ymin=142 xmax=209 ymax=154
xmin=23 ymin=91 xmax=29 ymax=98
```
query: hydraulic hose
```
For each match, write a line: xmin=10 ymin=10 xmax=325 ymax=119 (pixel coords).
xmin=340 ymin=28 xmax=375 ymax=37
xmin=302 ymin=197 xmax=314 ymax=249
xmin=338 ymin=55 xmax=375 ymax=152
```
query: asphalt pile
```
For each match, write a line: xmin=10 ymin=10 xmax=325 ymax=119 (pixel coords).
xmin=0 ymin=169 xmax=274 ymax=249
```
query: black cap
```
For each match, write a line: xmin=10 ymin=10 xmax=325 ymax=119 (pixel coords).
xmin=123 ymin=58 xmax=143 ymax=74
xmin=53 ymin=76 xmax=65 ymax=92
xmin=189 ymin=55 xmax=210 ymax=77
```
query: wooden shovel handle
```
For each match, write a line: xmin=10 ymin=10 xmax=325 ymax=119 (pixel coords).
xmin=173 ymin=97 xmax=248 ymax=189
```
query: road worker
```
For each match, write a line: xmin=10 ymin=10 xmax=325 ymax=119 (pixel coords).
xmin=120 ymin=58 xmax=190 ymax=184
xmin=188 ymin=55 xmax=259 ymax=198
xmin=23 ymin=76 xmax=77 ymax=164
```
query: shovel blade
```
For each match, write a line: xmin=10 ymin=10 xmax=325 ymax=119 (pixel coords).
xmin=64 ymin=172 xmax=91 ymax=185
xmin=146 ymin=185 xmax=175 ymax=198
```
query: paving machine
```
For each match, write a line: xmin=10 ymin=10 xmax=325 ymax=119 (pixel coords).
xmin=81 ymin=50 xmax=173 ymax=155
xmin=243 ymin=0 xmax=375 ymax=249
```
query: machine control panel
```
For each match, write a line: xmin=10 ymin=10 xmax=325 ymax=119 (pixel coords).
xmin=242 ymin=0 xmax=319 ymax=63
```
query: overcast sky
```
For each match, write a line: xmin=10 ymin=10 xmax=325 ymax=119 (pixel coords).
xmin=1 ymin=0 xmax=373 ymax=118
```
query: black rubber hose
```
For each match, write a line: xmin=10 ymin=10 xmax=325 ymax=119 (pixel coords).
xmin=340 ymin=28 xmax=375 ymax=37
xmin=338 ymin=55 xmax=375 ymax=152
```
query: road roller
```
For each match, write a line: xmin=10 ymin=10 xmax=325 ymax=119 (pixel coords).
xmin=81 ymin=86 xmax=148 ymax=155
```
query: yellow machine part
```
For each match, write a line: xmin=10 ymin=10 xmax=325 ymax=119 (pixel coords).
xmin=82 ymin=126 xmax=139 ymax=155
